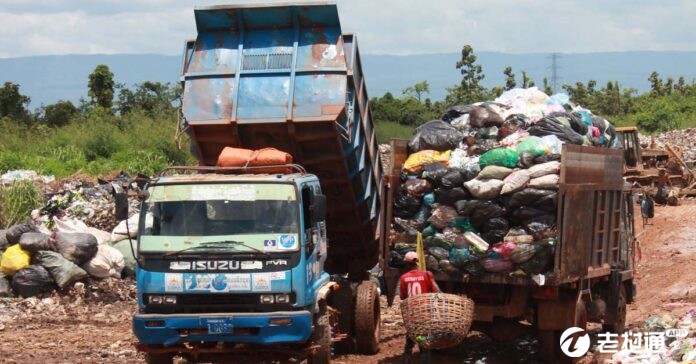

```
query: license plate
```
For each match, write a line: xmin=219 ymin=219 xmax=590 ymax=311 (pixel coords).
xmin=204 ymin=318 xmax=234 ymax=334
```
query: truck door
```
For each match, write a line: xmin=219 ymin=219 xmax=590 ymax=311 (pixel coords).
xmin=301 ymin=184 xmax=327 ymax=289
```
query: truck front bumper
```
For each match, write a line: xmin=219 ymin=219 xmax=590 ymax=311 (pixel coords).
xmin=133 ymin=311 xmax=313 ymax=346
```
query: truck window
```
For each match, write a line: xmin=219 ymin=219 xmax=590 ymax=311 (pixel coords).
xmin=302 ymin=186 xmax=312 ymax=230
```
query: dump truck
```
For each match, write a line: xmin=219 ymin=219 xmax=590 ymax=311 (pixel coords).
xmin=116 ymin=3 xmax=384 ymax=363
xmin=383 ymin=140 xmax=638 ymax=362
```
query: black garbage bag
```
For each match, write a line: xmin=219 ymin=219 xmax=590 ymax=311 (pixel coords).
xmin=499 ymin=114 xmax=529 ymax=139
xmin=425 ymin=255 xmax=440 ymax=272
xmin=440 ymin=169 xmax=465 ymax=188
xmin=408 ymin=120 xmax=463 ymax=152
xmin=549 ymin=112 xmax=587 ymax=136
xmin=0 ymin=273 xmax=11 ymax=297
xmin=389 ymin=250 xmax=405 ymax=268
xmin=525 ymin=216 xmax=557 ymax=241
xmin=531 ymin=192 xmax=558 ymax=212
xmin=19 ymin=233 xmax=53 ymax=253
xmin=0 ymin=229 xmax=8 ymax=252
xmin=394 ymin=191 xmax=422 ymax=218
xmin=511 ymin=207 xmax=550 ymax=225
xmin=35 ymin=251 xmax=89 ymax=289
xmin=6 ymin=222 xmax=39 ymax=244
xmin=469 ymin=105 xmax=504 ymax=128
xmin=470 ymin=202 xmax=507 ymax=229
xmin=11 ymin=265 xmax=56 ymax=298
xmin=455 ymin=200 xmax=479 ymax=216
xmin=393 ymin=218 xmax=422 ymax=235
xmin=533 ymin=153 xmax=561 ymax=164
xmin=54 ymin=232 xmax=99 ymax=266
xmin=528 ymin=117 xmax=584 ymax=145
xmin=503 ymin=188 xmax=556 ymax=209
xmin=434 ymin=187 xmax=470 ymax=205
xmin=482 ymin=217 xmax=509 ymax=233
xmin=461 ymin=261 xmax=485 ymax=276
xmin=480 ymin=230 xmax=508 ymax=245
xmin=519 ymin=245 xmax=554 ymax=275
xmin=441 ymin=105 xmax=475 ymax=123
xmin=427 ymin=247 xmax=450 ymax=261
xmin=518 ymin=152 xmax=536 ymax=168
xmin=404 ymin=178 xmax=432 ymax=197
xmin=421 ymin=163 xmax=448 ymax=187
xmin=439 ymin=260 xmax=461 ymax=275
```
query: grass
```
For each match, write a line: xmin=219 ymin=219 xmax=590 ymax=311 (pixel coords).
xmin=375 ymin=121 xmax=414 ymax=144
xmin=0 ymin=181 xmax=43 ymax=228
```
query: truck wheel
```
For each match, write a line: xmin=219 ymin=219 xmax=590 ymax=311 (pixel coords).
xmin=308 ymin=309 xmax=332 ymax=364
xmin=603 ymin=284 xmax=627 ymax=334
xmin=354 ymin=280 xmax=380 ymax=354
xmin=145 ymin=352 xmax=173 ymax=364
xmin=537 ymin=297 xmax=587 ymax=363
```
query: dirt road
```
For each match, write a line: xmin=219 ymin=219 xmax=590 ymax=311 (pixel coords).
xmin=0 ymin=202 xmax=694 ymax=363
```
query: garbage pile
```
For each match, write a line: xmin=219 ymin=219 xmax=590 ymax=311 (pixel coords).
xmin=0 ymin=174 xmax=140 ymax=298
xmin=612 ymin=308 xmax=696 ymax=364
xmin=389 ymin=87 xmax=618 ymax=279
xmin=639 ymin=128 xmax=696 ymax=162
xmin=1 ymin=169 xmax=55 ymax=187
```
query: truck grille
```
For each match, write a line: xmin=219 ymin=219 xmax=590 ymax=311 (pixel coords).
xmin=143 ymin=293 xmax=296 ymax=314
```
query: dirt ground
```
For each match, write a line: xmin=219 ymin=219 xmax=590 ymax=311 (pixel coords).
xmin=0 ymin=202 xmax=694 ymax=363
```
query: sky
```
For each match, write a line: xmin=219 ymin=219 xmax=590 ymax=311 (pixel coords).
xmin=1 ymin=0 xmax=696 ymax=58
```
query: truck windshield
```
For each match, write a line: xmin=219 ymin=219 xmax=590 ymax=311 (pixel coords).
xmin=139 ymin=183 xmax=300 ymax=253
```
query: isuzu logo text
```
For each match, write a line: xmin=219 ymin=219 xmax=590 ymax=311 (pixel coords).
xmin=169 ymin=260 xmax=287 ymax=271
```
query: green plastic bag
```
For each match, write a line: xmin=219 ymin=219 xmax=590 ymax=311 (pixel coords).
xmin=422 ymin=225 xmax=436 ymax=237
xmin=449 ymin=217 xmax=474 ymax=232
xmin=516 ymin=136 xmax=547 ymax=157
xmin=478 ymin=148 xmax=519 ymax=169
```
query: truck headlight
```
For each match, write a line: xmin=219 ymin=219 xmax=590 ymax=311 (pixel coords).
xmin=260 ymin=295 xmax=275 ymax=304
xmin=163 ymin=295 xmax=177 ymax=304
xmin=275 ymin=294 xmax=290 ymax=304
xmin=148 ymin=295 xmax=163 ymax=304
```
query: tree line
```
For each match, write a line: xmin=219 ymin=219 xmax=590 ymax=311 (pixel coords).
xmin=370 ymin=45 xmax=696 ymax=135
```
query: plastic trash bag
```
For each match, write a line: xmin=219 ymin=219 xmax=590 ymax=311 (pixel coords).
xmin=530 ymin=192 xmax=558 ymax=212
xmin=112 ymin=239 xmax=137 ymax=278
xmin=517 ymin=152 xmax=536 ymax=169
xmin=525 ymin=216 xmax=557 ymax=241
xmin=11 ymin=265 xmax=56 ymax=297
xmin=112 ymin=214 xmax=139 ymax=239
xmin=503 ymin=188 xmax=556 ymax=209
xmin=54 ymin=232 xmax=99 ymax=266
xmin=533 ymin=153 xmax=561 ymax=164
xmin=528 ymin=117 xmax=584 ymax=145
xmin=83 ymin=244 xmax=126 ymax=279
xmin=461 ymin=261 xmax=485 ymax=276
xmin=394 ymin=218 xmax=423 ymax=235
xmin=528 ymin=174 xmax=559 ymax=190
xmin=0 ymin=229 xmax=8 ymax=252
xmin=5 ymin=222 xmax=39 ymax=244
xmin=448 ymin=149 xmax=479 ymax=170
xmin=519 ymin=245 xmax=554 ymax=275
xmin=439 ymin=260 xmax=461 ymax=275
xmin=540 ymin=135 xmax=563 ymax=155
xmin=424 ymin=234 xmax=453 ymax=251
xmin=499 ymin=115 xmax=528 ymax=139
xmin=0 ymin=273 xmax=11 ymax=297
xmin=510 ymin=244 xmax=541 ymax=264
xmin=469 ymin=105 xmax=504 ymax=128
xmin=423 ymin=192 xmax=436 ymax=207
xmin=35 ymin=251 xmax=88 ymax=289
xmin=454 ymin=200 xmax=480 ymax=216
xmin=428 ymin=247 xmax=450 ymax=261
xmin=404 ymin=179 xmax=432 ymax=197
xmin=413 ymin=205 xmax=431 ymax=224
xmin=440 ymin=169 xmax=466 ymax=188
xmin=516 ymin=136 xmax=547 ymax=157
xmin=433 ymin=187 xmax=470 ymax=205
xmin=492 ymin=241 xmax=517 ymax=260
xmin=511 ymin=207 xmax=549 ymax=224
xmin=641 ymin=197 xmax=655 ymax=218
xmin=422 ymin=224 xmax=436 ymax=237
xmin=527 ymin=161 xmax=561 ymax=178
xmin=449 ymin=247 xmax=477 ymax=268
xmin=462 ymin=232 xmax=489 ymax=252
xmin=394 ymin=191 xmax=422 ymax=218
xmin=0 ymin=244 xmax=31 ymax=276
xmin=421 ymin=163 xmax=448 ymax=187
xmin=449 ymin=217 xmax=474 ymax=232
xmin=480 ymin=229 xmax=508 ymax=245
xmin=477 ymin=166 xmax=513 ymax=180
xmin=470 ymin=202 xmax=507 ymax=228
xmin=480 ymin=258 xmax=515 ymax=273
xmin=53 ymin=217 xmax=112 ymax=246
xmin=428 ymin=205 xmax=458 ymax=229
xmin=548 ymin=112 xmax=587 ymax=136
xmin=19 ymin=233 xmax=53 ymax=253
xmin=403 ymin=150 xmax=451 ymax=174
xmin=482 ymin=217 xmax=509 ymax=233
xmin=408 ymin=120 xmax=464 ymax=153
xmin=426 ymin=255 xmax=440 ymax=272
xmin=479 ymin=148 xmax=519 ymax=169
xmin=546 ymin=93 xmax=570 ymax=105
xmin=441 ymin=104 xmax=475 ymax=123
xmin=501 ymin=170 xmax=531 ymax=195
xmin=464 ymin=179 xmax=505 ymax=199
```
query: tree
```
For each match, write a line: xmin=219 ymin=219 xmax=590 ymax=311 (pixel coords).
xmin=542 ymin=77 xmax=553 ymax=95
xmin=503 ymin=66 xmax=516 ymax=90
xmin=402 ymin=81 xmax=430 ymax=102
xmin=521 ymin=71 xmax=534 ymax=88
xmin=88 ymin=64 xmax=115 ymax=109
xmin=41 ymin=100 xmax=77 ymax=127
xmin=0 ymin=82 xmax=31 ymax=122
xmin=448 ymin=45 xmax=487 ymax=104
xmin=675 ymin=76 xmax=687 ymax=95
xmin=117 ymin=81 xmax=179 ymax=116
xmin=635 ymin=97 xmax=680 ymax=134
xmin=664 ymin=77 xmax=674 ymax=96
xmin=648 ymin=71 xmax=664 ymax=97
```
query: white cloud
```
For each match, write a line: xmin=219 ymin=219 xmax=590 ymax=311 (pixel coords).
xmin=0 ymin=0 xmax=695 ymax=57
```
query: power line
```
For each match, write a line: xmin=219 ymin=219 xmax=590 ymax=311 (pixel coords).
xmin=547 ymin=53 xmax=562 ymax=94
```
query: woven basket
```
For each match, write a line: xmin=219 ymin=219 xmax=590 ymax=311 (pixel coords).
xmin=400 ymin=293 xmax=475 ymax=350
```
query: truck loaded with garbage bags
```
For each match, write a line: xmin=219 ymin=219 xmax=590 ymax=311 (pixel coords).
xmin=382 ymin=87 xmax=638 ymax=362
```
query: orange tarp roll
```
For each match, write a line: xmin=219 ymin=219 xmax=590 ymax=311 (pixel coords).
xmin=217 ymin=147 xmax=293 ymax=173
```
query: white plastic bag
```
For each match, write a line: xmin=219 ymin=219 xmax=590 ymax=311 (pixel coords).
xmin=528 ymin=174 xmax=559 ymax=190
xmin=540 ymin=135 xmax=563 ymax=155
xmin=53 ymin=217 xmax=112 ymax=245
xmin=501 ymin=170 xmax=531 ymax=194
xmin=527 ymin=161 xmax=561 ymax=178
xmin=112 ymin=214 xmax=139 ymax=240
xmin=83 ymin=244 xmax=125 ymax=279
xmin=464 ymin=179 xmax=504 ymax=199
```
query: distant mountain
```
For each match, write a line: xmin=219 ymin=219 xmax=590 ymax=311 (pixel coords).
xmin=1 ymin=51 xmax=696 ymax=108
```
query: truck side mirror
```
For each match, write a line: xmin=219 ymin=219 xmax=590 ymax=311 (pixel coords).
xmin=113 ymin=184 xmax=129 ymax=221
xmin=310 ymin=194 xmax=327 ymax=224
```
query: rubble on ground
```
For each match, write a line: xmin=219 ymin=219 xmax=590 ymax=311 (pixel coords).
xmin=639 ymin=128 xmax=696 ymax=163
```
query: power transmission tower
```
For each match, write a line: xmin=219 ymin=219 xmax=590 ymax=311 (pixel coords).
xmin=548 ymin=53 xmax=562 ymax=93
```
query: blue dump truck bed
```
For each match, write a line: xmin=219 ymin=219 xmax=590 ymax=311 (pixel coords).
xmin=180 ymin=2 xmax=383 ymax=276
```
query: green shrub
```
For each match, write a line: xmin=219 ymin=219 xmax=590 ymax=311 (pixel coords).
xmin=0 ymin=151 xmax=23 ymax=173
xmin=0 ymin=181 xmax=43 ymax=228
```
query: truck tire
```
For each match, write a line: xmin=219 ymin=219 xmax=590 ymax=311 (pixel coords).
xmin=308 ymin=309 xmax=332 ymax=364
xmin=537 ymin=297 xmax=587 ymax=363
xmin=603 ymin=284 xmax=627 ymax=334
xmin=145 ymin=352 xmax=173 ymax=364
xmin=354 ymin=280 xmax=380 ymax=354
